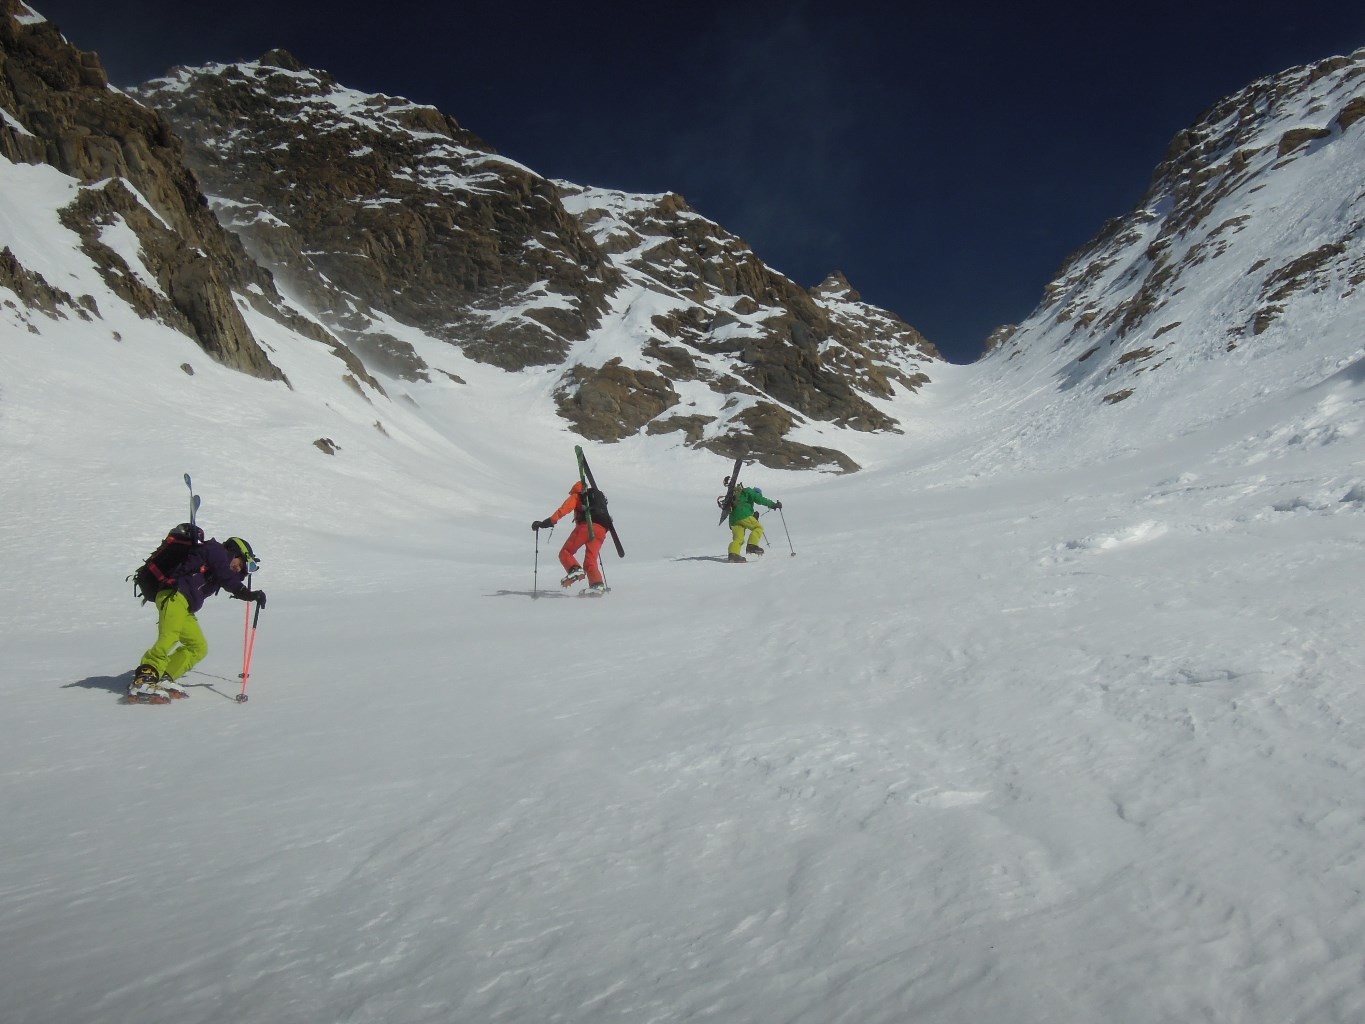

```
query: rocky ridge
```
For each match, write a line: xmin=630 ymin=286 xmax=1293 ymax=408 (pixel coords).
xmin=130 ymin=53 xmax=939 ymax=471
xmin=132 ymin=50 xmax=621 ymax=379
xmin=989 ymin=48 xmax=1365 ymax=403
xmin=12 ymin=3 xmax=1358 ymax=475
xmin=0 ymin=0 xmax=296 ymax=381
xmin=552 ymin=185 xmax=937 ymax=470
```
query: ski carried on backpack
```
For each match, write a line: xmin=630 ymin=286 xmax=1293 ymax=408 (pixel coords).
xmin=716 ymin=453 xmax=746 ymax=525
xmin=574 ymin=445 xmax=624 ymax=558
xmin=128 ymin=474 xmax=204 ymax=604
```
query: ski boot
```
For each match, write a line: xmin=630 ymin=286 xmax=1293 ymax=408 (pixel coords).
xmin=159 ymin=674 xmax=189 ymax=700
xmin=560 ymin=567 xmax=586 ymax=588
xmin=746 ymin=544 xmax=765 ymax=556
xmin=727 ymin=553 xmax=747 ymax=563
xmin=126 ymin=664 xmax=170 ymax=704
xmin=581 ymin=581 xmax=609 ymax=597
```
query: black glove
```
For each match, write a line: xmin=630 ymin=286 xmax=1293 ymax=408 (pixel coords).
xmin=775 ymin=501 xmax=783 ymax=510
xmin=251 ymin=589 xmax=267 ymax=608
xmin=534 ymin=518 xmax=554 ymax=530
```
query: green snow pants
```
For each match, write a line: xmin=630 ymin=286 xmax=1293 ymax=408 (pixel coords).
xmin=141 ymin=589 xmax=208 ymax=682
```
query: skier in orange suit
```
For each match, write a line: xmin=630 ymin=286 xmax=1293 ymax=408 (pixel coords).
xmin=532 ymin=481 xmax=610 ymax=594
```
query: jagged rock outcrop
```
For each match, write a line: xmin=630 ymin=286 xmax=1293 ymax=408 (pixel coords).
xmin=556 ymin=185 xmax=940 ymax=469
xmin=809 ymin=271 xmax=937 ymax=398
xmin=0 ymin=244 xmax=93 ymax=325
xmin=0 ymin=0 xmax=284 ymax=380
xmin=981 ymin=323 xmax=1018 ymax=357
xmin=132 ymin=51 xmax=622 ymax=373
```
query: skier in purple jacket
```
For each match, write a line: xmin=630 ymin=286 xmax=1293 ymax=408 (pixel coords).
xmin=129 ymin=536 xmax=265 ymax=703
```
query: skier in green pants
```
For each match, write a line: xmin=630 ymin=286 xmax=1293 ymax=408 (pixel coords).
xmin=131 ymin=536 xmax=265 ymax=702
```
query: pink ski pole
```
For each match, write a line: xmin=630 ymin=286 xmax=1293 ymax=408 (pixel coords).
xmin=238 ymin=598 xmax=261 ymax=703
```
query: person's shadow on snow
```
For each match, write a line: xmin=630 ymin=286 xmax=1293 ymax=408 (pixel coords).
xmin=63 ymin=673 xmax=129 ymax=695
xmin=63 ymin=671 xmax=240 ymax=701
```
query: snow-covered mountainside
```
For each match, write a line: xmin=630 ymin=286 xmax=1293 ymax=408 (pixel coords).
xmin=980 ymin=49 xmax=1365 ymax=466
xmin=5 ymin=5 xmax=1365 ymax=1023
xmin=130 ymin=52 xmax=938 ymax=472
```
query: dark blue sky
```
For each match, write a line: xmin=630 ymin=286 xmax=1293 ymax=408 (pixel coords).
xmin=33 ymin=1 xmax=1365 ymax=362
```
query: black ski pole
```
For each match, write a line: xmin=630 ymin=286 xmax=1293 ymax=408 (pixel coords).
xmin=533 ymin=527 xmax=540 ymax=599
xmin=778 ymin=506 xmax=796 ymax=556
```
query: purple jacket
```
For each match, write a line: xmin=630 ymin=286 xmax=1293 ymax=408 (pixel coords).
xmin=172 ymin=538 xmax=251 ymax=613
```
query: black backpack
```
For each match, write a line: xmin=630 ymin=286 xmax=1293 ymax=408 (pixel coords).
xmin=130 ymin=523 xmax=204 ymax=604
xmin=582 ymin=486 xmax=612 ymax=527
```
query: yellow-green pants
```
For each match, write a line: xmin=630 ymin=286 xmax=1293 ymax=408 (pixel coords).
xmin=728 ymin=517 xmax=765 ymax=556
xmin=141 ymin=589 xmax=208 ymax=682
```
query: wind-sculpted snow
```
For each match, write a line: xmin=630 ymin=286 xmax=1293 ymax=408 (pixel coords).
xmin=4 ymin=250 xmax=1365 ymax=1019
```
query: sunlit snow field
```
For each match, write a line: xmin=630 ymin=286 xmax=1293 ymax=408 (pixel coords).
xmin=4 ymin=271 xmax=1365 ymax=1022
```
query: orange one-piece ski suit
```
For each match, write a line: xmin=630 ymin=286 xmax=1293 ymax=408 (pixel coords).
xmin=546 ymin=482 xmax=608 ymax=585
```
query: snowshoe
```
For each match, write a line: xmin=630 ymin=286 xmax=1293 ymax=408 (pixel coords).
xmin=560 ymin=568 xmax=586 ymax=588
xmin=746 ymin=544 xmax=765 ymax=556
xmin=122 ymin=689 xmax=171 ymax=705
xmin=727 ymin=553 xmax=747 ymax=563
xmin=160 ymin=674 xmax=189 ymax=699
xmin=124 ymin=666 xmax=171 ymax=705
xmin=580 ymin=582 xmax=610 ymax=597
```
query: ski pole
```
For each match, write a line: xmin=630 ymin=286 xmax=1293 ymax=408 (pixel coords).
xmin=778 ymin=506 xmax=796 ymax=557
xmin=238 ymin=606 xmax=259 ymax=704
xmin=596 ymin=525 xmax=609 ymax=589
xmin=238 ymin=601 xmax=260 ymax=703
xmin=533 ymin=527 xmax=540 ymax=599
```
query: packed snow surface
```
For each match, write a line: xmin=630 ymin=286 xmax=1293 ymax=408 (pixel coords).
xmin=4 ymin=291 xmax=1365 ymax=1024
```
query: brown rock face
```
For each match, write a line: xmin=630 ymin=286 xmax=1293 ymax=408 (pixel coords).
xmin=555 ymin=359 xmax=681 ymax=441
xmin=132 ymin=53 xmax=622 ymax=371
xmin=0 ymin=0 xmax=284 ymax=380
xmin=131 ymin=52 xmax=941 ymax=472
xmin=6 ymin=12 xmax=943 ymax=473
xmin=559 ymin=186 xmax=940 ymax=470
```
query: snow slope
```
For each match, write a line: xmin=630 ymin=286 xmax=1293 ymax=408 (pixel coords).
xmin=4 ymin=287 xmax=1365 ymax=1023
xmin=5 ymin=63 xmax=1365 ymax=1024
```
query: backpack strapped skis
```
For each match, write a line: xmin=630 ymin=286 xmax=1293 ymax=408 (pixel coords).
xmin=716 ymin=454 xmax=746 ymax=525
xmin=575 ymin=445 xmax=625 ymax=558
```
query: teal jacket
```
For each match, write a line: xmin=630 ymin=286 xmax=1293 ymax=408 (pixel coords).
xmin=729 ymin=486 xmax=777 ymax=526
